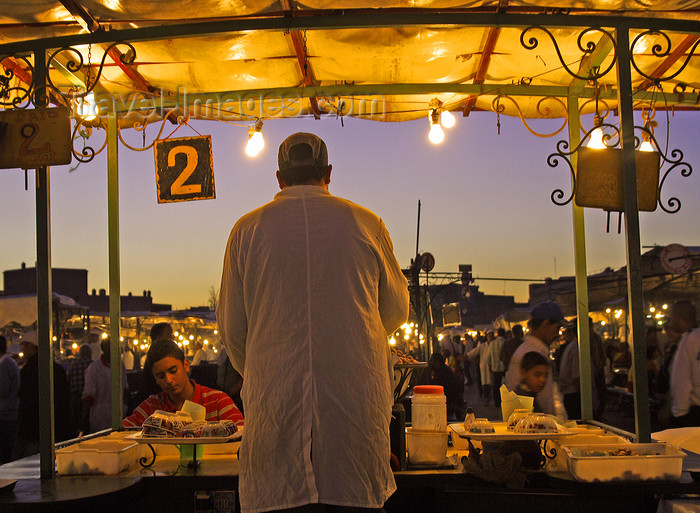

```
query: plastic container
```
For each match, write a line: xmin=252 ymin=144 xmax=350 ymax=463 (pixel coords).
xmin=406 ymin=427 xmax=448 ymax=465
xmin=56 ymin=440 xmax=138 ymax=475
xmin=562 ymin=442 xmax=686 ymax=482
xmin=411 ymin=385 xmax=446 ymax=432
xmin=469 ymin=418 xmax=495 ymax=433
xmin=507 ymin=409 xmax=530 ymax=430
xmin=545 ymin=433 xmax=630 ymax=472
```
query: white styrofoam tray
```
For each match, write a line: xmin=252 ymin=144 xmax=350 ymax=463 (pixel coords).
xmin=56 ymin=440 xmax=139 ymax=475
xmin=562 ymin=442 xmax=686 ymax=482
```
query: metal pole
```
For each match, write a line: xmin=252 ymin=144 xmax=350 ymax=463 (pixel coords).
xmin=616 ymin=25 xmax=651 ymax=442
xmin=567 ymin=96 xmax=593 ymax=421
xmin=33 ymin=47 xmax=56 ymax=479
xmin=415 ymin=199 xmax=421 ymax=257
xmin=107 ymin=110 xmax=123 ymax=430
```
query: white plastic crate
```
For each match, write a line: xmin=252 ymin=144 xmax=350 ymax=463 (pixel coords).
xmin=562 ymin=442 xmax=686 ymax=482
xmin=56 ymin=440 xmax=138 ymax=475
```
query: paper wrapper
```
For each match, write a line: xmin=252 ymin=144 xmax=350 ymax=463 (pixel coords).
xmin=181 ymin=400 xmax=206 ymax=422
xmin=499 ymin=385 xmax=534 ymax=421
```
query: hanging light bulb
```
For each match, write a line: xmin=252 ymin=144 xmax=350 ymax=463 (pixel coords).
xmin=639 ymin=120 xmax=657 ymax=152
xmin=440 ymin=109 xmax=456 ymax=128
xmin=245 ymin=120 xmax=265 ymax=157
xmin=639 ymin=133 xmax=654 ymax=152
xmin=428 ymin=109 xmax=444 ymax=144
xmin=587 ymin=114 xmax=606 ymax=149
xmin=77 ymin=91 xmax=97 ymax=121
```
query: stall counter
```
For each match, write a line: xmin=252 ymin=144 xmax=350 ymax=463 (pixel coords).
xmin=2 ymin=446 xmax=700 ymax=513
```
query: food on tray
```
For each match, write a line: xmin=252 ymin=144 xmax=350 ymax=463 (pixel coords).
xmin=507 ymin=409 xmax=530 ymax=430
xmin=142 ymin=410 xmax=193 ymax=437
xmin=391 ymin=347 xmax=418 ymax=364
xmin=180 ymin=420 xmax=238 ymax=438
xmin=141 ymin=410 xmax=238 ymax=438
xmin=513 ymin=413 xmax=559 ymax=434
xmin=583 ymin=448 xmax=660 ymax=457
xmin=469 ymin=418 xmax=495 ymax=433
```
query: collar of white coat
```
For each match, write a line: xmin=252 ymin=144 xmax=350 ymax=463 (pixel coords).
xmin=523 ymin=333 xmax=548 ymax=351
xmin=274 ymin=184 xmax=331 ymax=200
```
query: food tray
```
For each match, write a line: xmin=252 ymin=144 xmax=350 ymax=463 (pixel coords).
xmin=562 ymin=442 xmax=686 ymax=482
xmin=126 ymin=430 xmax=242 ymax=444
xmin=449 ymin=422 xmax=573 ymax=441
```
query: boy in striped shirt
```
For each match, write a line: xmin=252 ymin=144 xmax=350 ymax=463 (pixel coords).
xmin=123 ymin=339 xmax=244 ymax=428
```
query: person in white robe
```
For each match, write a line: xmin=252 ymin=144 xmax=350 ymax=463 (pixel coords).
xmin=217 ymin=132 xmax=409 ymax=513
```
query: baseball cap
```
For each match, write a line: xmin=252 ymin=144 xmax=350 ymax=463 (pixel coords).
xmin=20 ymin=330 xmax=39 ymax=346
xmin=531 ymin=301 xmax=571 ymax=326
xmin=278 ymin=132 xmax=328 ymax=171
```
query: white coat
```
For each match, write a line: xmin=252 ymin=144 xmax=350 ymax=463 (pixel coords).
xmin=217 ymin=185 xmax=409 ymax=513
xmin=468 ymin=341 xmax=491 ymax=386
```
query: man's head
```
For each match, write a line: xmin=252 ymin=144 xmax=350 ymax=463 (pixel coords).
xmin=144 ymin=339 xmax=191 ymax=400
xmin=512 ymin=324 xmax=524 ymax=339
xmin=150 ymin=322 xmax=173 ymax=343
xmin=276 ymin=132 xmax=332 ymax=188
xmin=497 ymin=328 xmax=506 ymax=338
xmin=669 ymin=300 xmax=697 ymax=334
xmin=100 ymin=338 xmax=111 ymax=362
xmin=528 ymin=301 xmax=569 ymax=346
xmin=486 ymin=330 xmax=495 ymax=341
xmin=78 ymin=344 xmax=92 ymax=359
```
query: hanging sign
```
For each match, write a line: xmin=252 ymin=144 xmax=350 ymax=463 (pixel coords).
xmin=0 ymin=107 xmax=71 ymax=169
xmin=154 ymin=135 xmax=215 ymax=203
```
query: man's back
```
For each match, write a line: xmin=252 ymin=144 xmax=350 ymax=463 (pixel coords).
xmin=217 ymin=184 xmax=408 ymax=511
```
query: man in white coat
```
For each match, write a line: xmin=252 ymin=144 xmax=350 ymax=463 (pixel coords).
xmin=217 ymin=132 xmax=409 ymax=513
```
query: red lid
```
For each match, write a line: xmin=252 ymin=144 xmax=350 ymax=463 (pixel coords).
xmin=413 ymin=385 xmax=444 ymax=394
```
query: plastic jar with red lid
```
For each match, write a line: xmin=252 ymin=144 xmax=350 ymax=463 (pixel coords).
xmin=411 ymin=385 xmax=447 ymax=431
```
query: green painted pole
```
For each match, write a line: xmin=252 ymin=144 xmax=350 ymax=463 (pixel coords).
xmin=107 ymin=110 xmax=123 ymax=430
xmin=616 ymin=25 xmax=651 ymax=443
xmin=33 ymin=48 xmax=56 ymax=479
xmin=567 ymin=96 xmax=593 ymax=421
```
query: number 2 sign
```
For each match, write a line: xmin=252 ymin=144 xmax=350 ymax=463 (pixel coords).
xmin=154 ymin=135 xmax=215 ymax=203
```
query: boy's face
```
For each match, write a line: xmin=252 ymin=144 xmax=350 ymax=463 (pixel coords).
xmin=151 ymin=356 xmax=190 ymax=399
xmin=522 ymin=364 xmax=549 ymax=394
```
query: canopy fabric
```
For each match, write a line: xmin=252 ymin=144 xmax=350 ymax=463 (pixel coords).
xmin=1 ymin=1 xmax=700 ymax=124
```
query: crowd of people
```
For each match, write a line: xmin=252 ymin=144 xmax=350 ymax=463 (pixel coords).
xmin=419 ymin=299 xmax=700 ymax=430
xmin=0 ymin=321 xmax=245 ymax=464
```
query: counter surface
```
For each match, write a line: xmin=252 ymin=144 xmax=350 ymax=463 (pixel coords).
xmin=2 ymin=447 xmax=700 ymax=512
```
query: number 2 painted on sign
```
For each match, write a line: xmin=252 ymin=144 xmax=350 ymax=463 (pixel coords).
xmin=168 ymin=145 xmax=202 ymax=195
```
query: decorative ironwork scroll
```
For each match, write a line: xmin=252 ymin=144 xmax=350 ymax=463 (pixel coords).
xmin=520 ymin=26 xmax=617 ymax=81
xmin=0 ymin=55 xmax=34 ymax=108
xmin=118 ymin=108 xmax=187 ymax=152
xmin=631 ymin=30 xmax=700 ymax=83
xmin=491 ymin=95 xmax=568 ymax=138
xmin=71 ymin=118 xmax=107 ymax=163
xmin=46 ymin=42 xmax=137 ymax=100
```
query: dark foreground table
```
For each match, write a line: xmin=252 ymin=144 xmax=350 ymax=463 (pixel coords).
xmin=2 ymin=448 xmax=700 ymax=513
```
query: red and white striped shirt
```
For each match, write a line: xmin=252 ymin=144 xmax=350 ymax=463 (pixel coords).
xmin=123 ymin=380 xmax=243 ymax=428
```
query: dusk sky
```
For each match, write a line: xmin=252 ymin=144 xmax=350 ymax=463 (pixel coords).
xmin=1 ymin=109 xmax=698 ymax=310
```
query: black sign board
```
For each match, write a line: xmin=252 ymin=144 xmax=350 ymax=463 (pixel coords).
xmin=154 ymin=135 xmax=215 ymax=203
